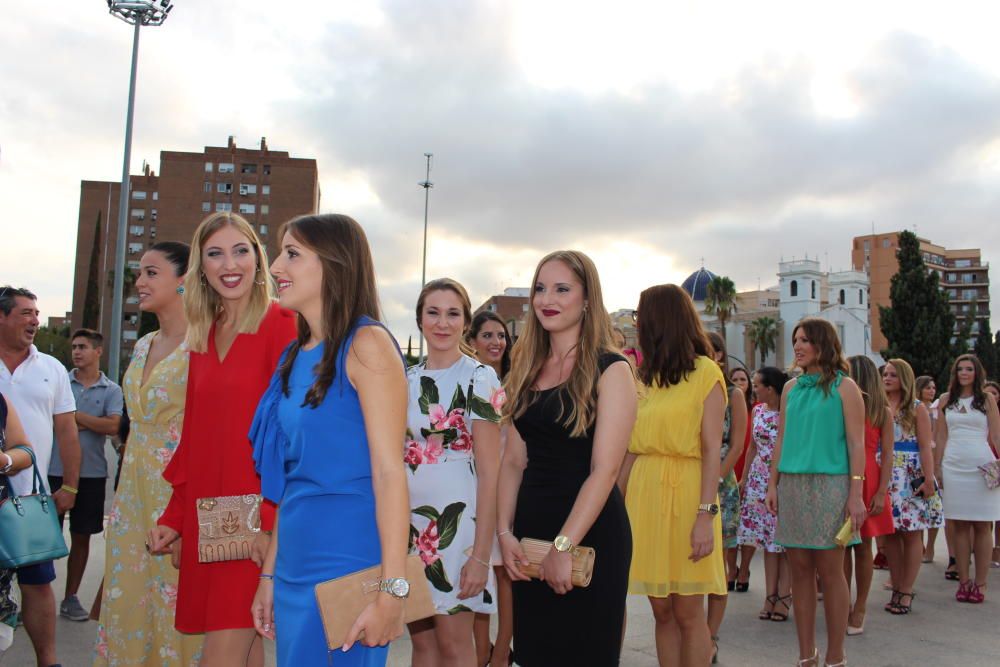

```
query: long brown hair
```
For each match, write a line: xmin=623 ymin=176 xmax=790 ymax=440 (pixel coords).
xmin=636 ymin=284 xmax=713 ymax=388
xmin=184 ymin=212 xmax=275 ymax=352
xmin=848 ymin=355 xmax=888 ymax=428
xmin=276 ymin=214 xmax=381 ymax=407
xmin=886 ymin=358 xmax=918 ymax=434
xmin=504 ymin=250 xmax=615 ymax=437
xmin=466 ymin=310 xmax=513 ymax=379
xmin=416 ymin=278 xmax=475 ymax=358
xmin=791 ymin=318 xmax=848 ymax=396
xmin=944 ymin=353 xmax=988 ymax=414
xmin=707 ymin=331 xmax=731 ymax=379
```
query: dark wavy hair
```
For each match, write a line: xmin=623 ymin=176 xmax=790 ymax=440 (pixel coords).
xmin=466 ymin=310 xmax=512 ymax=379
xmin=636 ymin=284 xmax=712 ymax=388
xmin=277 ymin=214 xmax=381 ymax=407
xmin=791 ymin=318 xmax=848 ymax=396
xmin=730 ymin=366 xmax=754 ymax=411
xmin=943 ymin=353 xmax=988 ymax=414
xmin=755 ymin=366 xmax=789 ymax=398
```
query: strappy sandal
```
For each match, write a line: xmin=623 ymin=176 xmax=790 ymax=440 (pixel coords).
xmin=711 ymin=635 xmax=719 ymax=664
xmin=771 ymin=594 xmax=792 ymax=622
xmin=888 ymin=591 xmax=914 ymax=614
xmin=735 ymin=570 xmax=750 ymax=592
xmin=945 ymin=556 xmax=959 ymax=581
xmin=759 ymin=594 xmax=778 ymax=620
xmin=884 ymin=590 xmax=901 ymax=613
xmin=797 ymin=648 xmax=819 ymax=666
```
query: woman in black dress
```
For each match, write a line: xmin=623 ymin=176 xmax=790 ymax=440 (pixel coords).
xmin=497 ymin=250 xmax=637 ymax=666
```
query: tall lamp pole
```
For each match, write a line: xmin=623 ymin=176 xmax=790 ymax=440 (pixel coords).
xmin=106 ymin=0 xmax=173 ymax=381
xmin=418 ymin=153 xmax=433 ymax=363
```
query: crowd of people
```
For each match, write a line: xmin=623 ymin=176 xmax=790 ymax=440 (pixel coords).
xmin=0 ymin=210 xmax=998 ymax=667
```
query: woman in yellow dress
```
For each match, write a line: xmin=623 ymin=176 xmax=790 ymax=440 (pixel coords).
xmin=619 ymin=284 xmax=727 ymax=667
xmin=94 ymin=242 xmax=203 ymax=666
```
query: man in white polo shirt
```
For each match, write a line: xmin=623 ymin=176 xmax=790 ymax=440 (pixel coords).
xmin=0 ymin=286 xmax=81 ymax=667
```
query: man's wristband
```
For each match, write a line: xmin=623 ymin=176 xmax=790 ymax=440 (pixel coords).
xmin=60 ymin=484 xmax=79 ymax=495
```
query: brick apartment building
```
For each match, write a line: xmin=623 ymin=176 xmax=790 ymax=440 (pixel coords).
xmin=852 ymin=232 xmax=990 ymax=351
xmin=475 ymin=288 xmax=531 ymax=340
xmin=70 ymin=136 xmax=319 ymax=360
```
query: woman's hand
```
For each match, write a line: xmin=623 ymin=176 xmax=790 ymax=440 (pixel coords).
xmin=169 ymin=538 xmax=182 ymax=570
xmin=868 ymin=492 xmax=886 ymax=517
xmin=251 ymin=579 xmax=275 ymax=640
xmin=458 ymin=554 xmax=490 ymax=599
xmin=342 ymin=595 xmax=404 ymax=650
xmin=846 ymin=493 xmax=867 ymax=533
xmin=147 ymin=525 xmax=179 ymax=555
xmin=689 ymin=514 xmax=714 ymax=562
xmin=251 ymin=532 xmax=272 ymax=568
xmin=539 ymin=547 xmax=573 ymax=595
xmin=499 ymin=533 xmax=530 ymax=582
xmin=917 ymin=477 xmax=936 ymax=500
xmin=764 ymin=483 xmax=778 ymax=515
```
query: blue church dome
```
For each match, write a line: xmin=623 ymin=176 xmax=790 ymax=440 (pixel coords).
xmin=681 ymin=267 xmax=717 ymax=302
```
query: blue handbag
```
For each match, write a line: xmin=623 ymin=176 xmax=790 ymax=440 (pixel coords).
xmin=0 ymin=445 xmax=69 ymax=568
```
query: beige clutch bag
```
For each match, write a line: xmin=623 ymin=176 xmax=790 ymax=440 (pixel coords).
xmin=314 ymin=554 xmax=435 ymax=650
xmin=195 ymin=494 xmax=262 ymax=563
xmin=519 ymin=537 xmax=596 ymax=588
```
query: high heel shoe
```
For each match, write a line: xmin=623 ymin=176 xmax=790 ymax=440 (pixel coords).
xmin=796 ymin=648 xmax=819 ymax=666
xmin=956 ymin=580 xmax=971 ymax=602
xmin=945 ymin=556 xmax=959 ymax=581
xmin=735 ymin=569 xmax=750 ymax=592
xmin=968 ymin=582 xmax=986 ymax=604
xmin=711 ymin=636 xmax=719 ymax=664
xmin=846 ymin=609 xmax=865 ymax=635
xmin=825 ymin=659 xmax=847 ymax=667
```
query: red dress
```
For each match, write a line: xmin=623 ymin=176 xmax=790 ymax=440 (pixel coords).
xmin=159 ymin=303 xmax=296 ymax=632
xmin=861 ymin=418 xmax=894 ymax=539
xmin=734 ymin=402 xmax=754 ymax=482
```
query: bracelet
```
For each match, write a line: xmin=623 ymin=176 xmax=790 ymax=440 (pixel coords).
xmin=60 ymin=484 xmax=79 ymax=495
xmin=0 ymin=453 xmax=12 ymax=474
xmin=259 ymin=573 xmax=275 ymax=580
xmin=468 ymin=554 xmax=491 ymax=568
xmin=497 ymin=529 xmax=512 ymax=538
xmin=850 ymin=475 xmax=865 ymax=481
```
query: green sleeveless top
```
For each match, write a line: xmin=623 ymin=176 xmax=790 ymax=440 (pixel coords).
xmin=777 ymin=371 xmax=849 ymax=475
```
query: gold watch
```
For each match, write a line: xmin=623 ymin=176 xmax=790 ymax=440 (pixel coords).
xmin=553 ymin=535 xmax=574 ymax=552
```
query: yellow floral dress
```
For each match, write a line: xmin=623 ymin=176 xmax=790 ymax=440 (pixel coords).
xmin=94 ymin=333 xmax=203 ymax=666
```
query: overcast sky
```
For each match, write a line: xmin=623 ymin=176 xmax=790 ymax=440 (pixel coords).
xmin=2 ymin=0 xmax=999 ymax=342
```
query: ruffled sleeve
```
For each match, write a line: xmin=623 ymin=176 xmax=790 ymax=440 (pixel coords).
xmin=250 ymin=344 xmax=293 ymax=505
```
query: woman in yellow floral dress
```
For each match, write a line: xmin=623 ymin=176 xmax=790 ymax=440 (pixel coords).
xmin=94 ymin=242 xmax=203 ymax=666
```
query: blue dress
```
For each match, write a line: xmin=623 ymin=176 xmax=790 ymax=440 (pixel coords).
xmin=251 ymin=318 xmax=389 ymax=666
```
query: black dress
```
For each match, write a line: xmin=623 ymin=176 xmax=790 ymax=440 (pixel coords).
xmin=511 ymin=353 xmax=633 ymax=666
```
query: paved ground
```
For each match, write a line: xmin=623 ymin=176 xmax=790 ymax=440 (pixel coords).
xmin=4 ymin=449 xmax=997 ymax=665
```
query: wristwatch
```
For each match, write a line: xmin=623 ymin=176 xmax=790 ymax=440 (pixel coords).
xmin=379 ymin=577 xmax=411 ymax=599
xmin=553 ymin=535 xmax=575 ymax=553
xmin=697 ymin=503 xmax=720 ymax=516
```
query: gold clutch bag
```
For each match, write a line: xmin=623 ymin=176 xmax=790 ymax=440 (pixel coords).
xmin=519 ymin=537 xmax=596 ymax=588
xmin=195 ymin=494 xmax=262 ymax=563
xmin=834 ymin=517 xmax=858 ymax=547
xmin=314 ymin=554 xmax=435 ymax=650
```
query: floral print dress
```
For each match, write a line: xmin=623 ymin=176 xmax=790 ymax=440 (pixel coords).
xmin=95 ymin=332 xmax=203 ymax=666
xmin=406 ymin=355 xmax=504 ymax=615
xmin=737 ymin=404 xmax=784 ymax=553
xmin=889 ymin=406 xmax=944 ymax=532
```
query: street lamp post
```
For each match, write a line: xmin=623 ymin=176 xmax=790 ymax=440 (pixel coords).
xmin=106 ymin=0 xmax=173 ymax=381
xmin=418 ymin=153 xmax=433 ymax=363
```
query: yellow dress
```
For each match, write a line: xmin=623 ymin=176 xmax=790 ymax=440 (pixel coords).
xmin=94 ymin=333 xmax=203 ymax=666
xmin=625 ymin=355 xmax=728 ymax=597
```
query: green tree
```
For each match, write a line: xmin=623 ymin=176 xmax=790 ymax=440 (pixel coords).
xmin=82 ymin=210 xmax=102 ymax=329
xmin=34 ymin=326 xmax=72 ymax=369
xmin=974 ymin=324 xmax=998 ymax=379
xmin=879 ymin=230 xmax=955 ymax=381
xmin=747 ymin=316 xmax=778 ymax=368
xmin=704 ymin=275 xmax=738 ymax=340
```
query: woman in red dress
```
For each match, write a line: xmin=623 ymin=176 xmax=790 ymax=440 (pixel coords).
xmin=843 ymin=355 xmax=894 ymax=635
xmin=149 ymin=212 xmax=296 ymax=666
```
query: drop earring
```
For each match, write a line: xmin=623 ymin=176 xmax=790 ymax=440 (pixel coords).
xmin=254 ymin=265 xmax=266 ymax=286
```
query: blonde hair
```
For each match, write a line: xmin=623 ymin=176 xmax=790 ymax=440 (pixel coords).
xmin=848 ymin=355 xmax=889 ymax=428
xmin=887 ymin=358 xmax=917 ymax=434
xmin=183 ymin=212 xmax=275 ymax=352
xmin=504 ymin=250 xmax=615 ymax=437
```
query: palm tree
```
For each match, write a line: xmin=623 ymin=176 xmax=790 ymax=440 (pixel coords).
xmin=747 ymin=316 xmax=778 ymax=368
xmin=704 ymin=275 xmax=738 ymax=340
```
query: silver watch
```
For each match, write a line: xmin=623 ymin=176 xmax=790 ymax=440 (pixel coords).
xmin=379 ymin=577 xmax=410 ymax=599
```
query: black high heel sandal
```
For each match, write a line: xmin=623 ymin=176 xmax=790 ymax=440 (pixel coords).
xmin=945 ymin=557 xmax=959 ymax=581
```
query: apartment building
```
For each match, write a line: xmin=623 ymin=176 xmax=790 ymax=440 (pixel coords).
xmin=851 ymin=233 xmax=990 ymax=351
xmin=70 ymin=136 xmax=319 ymax=358
xmin=474 ymin=288 xmax=531 ymax=340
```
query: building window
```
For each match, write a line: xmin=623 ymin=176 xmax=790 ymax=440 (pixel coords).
xmin=962 ymin=274 xmax=975 ymax=284
xmin=858 ymin=289 xmax=864 ymax=305
xmin=152 ymin=191 xmax=158 ymax=201
xmin=123 ymin=330 xmax=138 ymax=341
xmin=130 ymin=208 xmax=145 ymax=219
xmin=260 ymin=205 xmax=269 ymax=215
xmin=839 ymin=289 xmax=845 ymax=305
xmin=262 ymin=185 xmax=270 ymax=195
xmin=489 ymin=304 xmax=497 ymax=312
xmin=126 ymin=261 xmax=140 ymax=270
xmin=963 ymin=289 xmax=978 ymax=300
xmin=955 ymin=259 xmax=972 ymax=268
xmin=204 ymin=181 xmax=212 ymax=193
xmin=217 ymin=182 xmax=233 ymax=194
xmin=215 ymin=202 xmax=232 ymax=212
xmin=205 ymin=162 xmax=213 ymax=172
xmin=239 ymin=183 xmax=257 ymax=195
xmin=241 ymin=163 xmax=258 ymax=174
xmin=129 ymin=225 xmax=145 ymax=235
xmin=239 ymin=203 xmax=256 ymax=214
xmin=863 ymin=240 xmax=870 ymax=252
xmin=522 ymin=303 xmax=529 ymax=312
xmin=260 ymin=224 xmax=268 ymax=235
xmin=202 ymin=202 xmax=211 ymax=212
xmin=219 ymin=162 xmax=235 ymax=174
xmin=132 ymin=191 xmax=146 ymax=200
xmin=126 ymin=295 xmax=139 ymax=305
xmin=882 ymin=238 xmax=890 ymax=248
xmin=128 ymin=242 xmax=143 ymax=254
xmin=150 ymin=209 xmax=157 ymax=221
xmin=263 ymin=164 xmax=271 ymax=175
xmin=811 ymin=281 xmax=816 ymax=299
xmin=790 ymin=280 xmax=798 ymax=297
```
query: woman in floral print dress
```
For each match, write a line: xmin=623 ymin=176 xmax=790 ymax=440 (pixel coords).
xmin=406 ymin=278 xmax=504 ymax=666
xmin=95 ymin=242 xmax=203 ymax=666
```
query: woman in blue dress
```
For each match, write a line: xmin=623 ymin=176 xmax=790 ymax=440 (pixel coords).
xmin=250 ymin=214 xmax=411 ymax=665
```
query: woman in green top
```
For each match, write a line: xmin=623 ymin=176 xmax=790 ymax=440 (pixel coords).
xmin=765 ymin=318 xmax=866 ymax=667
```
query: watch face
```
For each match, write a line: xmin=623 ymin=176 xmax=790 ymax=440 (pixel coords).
xmin=553 ymin=535 xmax=572 ymax=552
xmin=388 ymin=578 xmax=410 ymax=598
